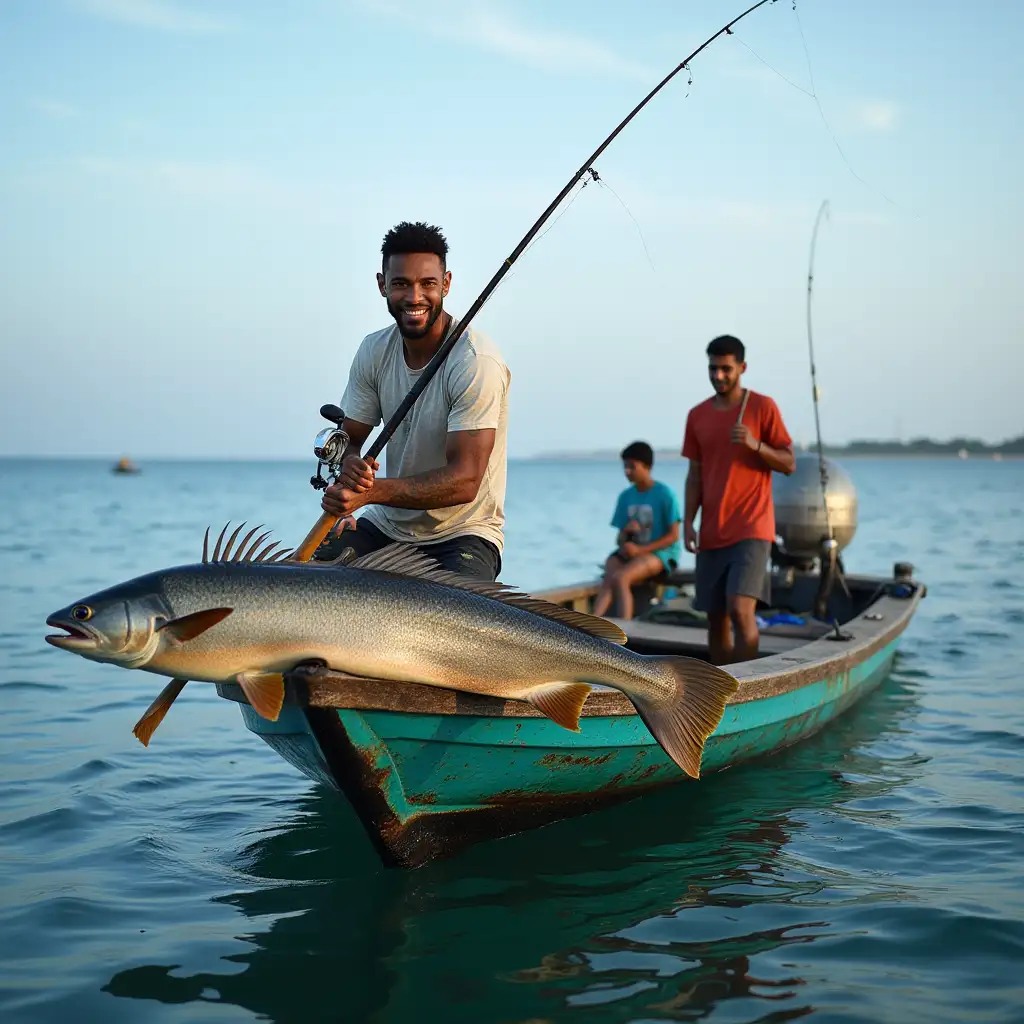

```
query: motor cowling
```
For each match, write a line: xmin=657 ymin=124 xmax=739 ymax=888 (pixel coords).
xmin=772 ymin=452 xmax=858 ymax=561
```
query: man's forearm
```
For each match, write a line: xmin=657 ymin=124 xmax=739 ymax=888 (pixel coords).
xmin=341 ymin=419 xmax=371 ymax=461
xmin=684 ymin=475 xmax=701 ymax=525
xmin=756 ymin=443 xmax=795 ymax=474
xmin=370 ymin=466 xmax=480 ymax=511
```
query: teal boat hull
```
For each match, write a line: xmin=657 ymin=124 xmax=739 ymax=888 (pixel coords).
xmin=223 ymin=585 xmax=916 ymax=867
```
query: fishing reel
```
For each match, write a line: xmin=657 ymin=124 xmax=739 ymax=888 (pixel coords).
xmin=310 ymin=404 xmax=350 ymax=491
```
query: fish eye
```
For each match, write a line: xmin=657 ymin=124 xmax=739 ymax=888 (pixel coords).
xmin=71 ymin=605 xmax=93 ymax=622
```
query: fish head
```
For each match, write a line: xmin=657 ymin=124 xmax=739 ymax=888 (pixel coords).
xmin=46 ymin=579 xmax=172 ymax=668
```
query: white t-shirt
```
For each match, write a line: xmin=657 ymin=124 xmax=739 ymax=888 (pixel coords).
xmin=341 ymin=320 xmax=511 ymax=552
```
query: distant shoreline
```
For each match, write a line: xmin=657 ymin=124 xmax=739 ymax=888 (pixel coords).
xmin=532 ymin=435 xmax=1024 ymax=460
xmin=1 ymin=444 xmax=1021 ymax=463
xmin=528 ymin=449 xmax=1022 ymax=462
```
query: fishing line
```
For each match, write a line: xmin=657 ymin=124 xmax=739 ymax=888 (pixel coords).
xmin=511 ymin=173 xmax=595 ymax=272
xmin=595 ymin=173 xmax=658 ymax=275
xmin=498 ymin=174 xmax=594 ymax=294
xmin=296 ymin=0 xmax=788 ymax=559
xmin=791 ymin=3 xmax=899 ymax=207
xmin=732 ymin=32 xmax=814 ymax=97
xmin=357 ymin=0 xmax=783 ymax=465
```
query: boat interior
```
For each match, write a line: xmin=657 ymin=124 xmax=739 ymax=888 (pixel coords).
xmin=217 ymin=557 xmax=921 ymax=718
xmin=538 ymin=562 xmax=905 ymax=663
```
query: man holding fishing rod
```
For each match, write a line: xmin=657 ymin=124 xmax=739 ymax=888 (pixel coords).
xmin=313 ymin=221 xmax=511 ymax=582
xmin=683 ymin=335 xmax=795 ymax=665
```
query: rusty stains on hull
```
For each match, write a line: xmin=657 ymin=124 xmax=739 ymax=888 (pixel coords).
xmin=304 ymin=705 xmax=678 ymax=869
xmin=538 ymin=751 xmax=615 ymax=769
xmin=286 ymin=583 xmax=925 ymax=869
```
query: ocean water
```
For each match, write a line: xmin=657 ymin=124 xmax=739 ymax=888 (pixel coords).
xmin=0 ymin=456 xmax=1022 ymax=1023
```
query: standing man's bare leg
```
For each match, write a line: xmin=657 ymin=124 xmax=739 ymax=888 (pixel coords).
xmin=707 ymin=610 xmax=733 ymax=665
xmin=729 ymin=595 xmax=760 ymax=662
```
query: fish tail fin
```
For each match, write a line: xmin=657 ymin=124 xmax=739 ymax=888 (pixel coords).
xmin=632 ymin=658 xmax=739 ymax=779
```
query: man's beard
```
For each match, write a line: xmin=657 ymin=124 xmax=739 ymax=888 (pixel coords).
xmin=387 ymin=298 xmax=444 ymax=340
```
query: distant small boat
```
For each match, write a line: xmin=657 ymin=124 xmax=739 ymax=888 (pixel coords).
xmin=112 ymin=457 xmax=140 ymax=475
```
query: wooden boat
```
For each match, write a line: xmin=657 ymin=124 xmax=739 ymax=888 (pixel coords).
xmin=215 ymin=559 xmax=925 ymax=869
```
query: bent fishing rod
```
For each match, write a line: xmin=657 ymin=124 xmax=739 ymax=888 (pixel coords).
xmin=805 ymin=198 xmax=852 ymax=620
xmin=294 ymin=0 xmax=781 ymax=560
xmin=806 ymin=198 xmax=832 ymax=541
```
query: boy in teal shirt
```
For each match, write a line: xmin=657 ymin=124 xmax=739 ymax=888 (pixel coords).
xmin=593 ymin=441 xmax=682 ymax=620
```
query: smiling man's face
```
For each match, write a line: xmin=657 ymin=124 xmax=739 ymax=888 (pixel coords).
xmin=378 ymin=252 xmax=451 ymax=340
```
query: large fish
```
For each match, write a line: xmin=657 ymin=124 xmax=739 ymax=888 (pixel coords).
xmin=45 ymin=525 xmax=739 ymax=777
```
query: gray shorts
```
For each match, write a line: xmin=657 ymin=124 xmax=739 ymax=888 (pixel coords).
xmin=694 ymin=539 xmax=771 ymax=614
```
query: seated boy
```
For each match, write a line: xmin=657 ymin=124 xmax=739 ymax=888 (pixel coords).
xmin=593 ymin=441 xmax=682 ymax=621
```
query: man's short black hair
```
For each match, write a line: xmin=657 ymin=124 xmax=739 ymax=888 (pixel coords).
xmin=621 ymin=441 xmax=654 ymax=468
xmin=381 ymin=221 xmax=449 ymax=273
xmin=707 ymin=334 xmax=745 ymax=362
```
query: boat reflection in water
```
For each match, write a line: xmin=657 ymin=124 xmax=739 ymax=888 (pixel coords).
xmin=102 ymin=664 xmax=925 ymax=1022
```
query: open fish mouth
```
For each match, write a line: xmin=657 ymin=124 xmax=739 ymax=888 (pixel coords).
xmin=45 ymin=618 xmax=98 ymax=650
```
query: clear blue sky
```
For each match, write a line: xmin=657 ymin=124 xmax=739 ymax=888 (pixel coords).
xmin=1 ymin=0 xmax=1021 ymax=458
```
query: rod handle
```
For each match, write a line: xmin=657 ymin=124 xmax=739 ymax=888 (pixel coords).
xmin=292 ymin=512 xmax=338 ymax=563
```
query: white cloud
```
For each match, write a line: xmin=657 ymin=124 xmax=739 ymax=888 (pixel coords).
xmin=852 ymin=100 xmax=899 ymax=133
xmin=73 ymin=0 xmax=228 ymax=34
xmin=354 ymin=0 xmax=651 ymax=81
xmin=72 ymin=157 xmax=353 ymax=226
xmin=588 ymin=191 xmax=892 ymax=234
xmin=78 ymin=157 xmax=293 ymax=204
xmin=31 ymin=97 xmax=79 ymax=118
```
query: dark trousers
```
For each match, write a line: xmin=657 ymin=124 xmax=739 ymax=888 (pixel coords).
xmin=313 ymin=517 xmax=502 ymax=582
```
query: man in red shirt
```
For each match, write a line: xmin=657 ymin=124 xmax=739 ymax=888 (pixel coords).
xmin=682 ymin=335 xmax=795 ymax=665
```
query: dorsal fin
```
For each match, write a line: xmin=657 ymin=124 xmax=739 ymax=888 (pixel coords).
xmin=202 ymin=522 xmax=293 ymax=565
xmin=220 ymin=522 xmax=247 ymax=560
xmin=347 ymin=544 xmax=627 ymax=645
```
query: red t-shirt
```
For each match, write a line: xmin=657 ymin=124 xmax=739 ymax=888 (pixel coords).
xmin=682 ymin=390 xmax=792 ymax=550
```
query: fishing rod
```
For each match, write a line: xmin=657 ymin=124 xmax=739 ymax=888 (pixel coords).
xmin=129 ymin=0 xmax=783 ymax=743
xmin=292 ymin=0 xmax=782 ymax=560
xmin=805 ymin=198 xmax=851 ymax=622
xmin=806 ymin=198 xmax=832 ymax=543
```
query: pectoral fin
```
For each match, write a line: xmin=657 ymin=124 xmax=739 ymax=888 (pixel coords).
xmin=132 ymin=678 xmax=189 ymax=747
xmin=525 ymin=682 xmax=592 ymax=732
xmin=237 ymin=671 xmax=286 ymax=722
xmin=158 ymin=608 xmax=233 ymax=643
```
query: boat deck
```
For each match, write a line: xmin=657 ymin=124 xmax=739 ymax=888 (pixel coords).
xmin=609 ymin=617 xmax=823 ymax=657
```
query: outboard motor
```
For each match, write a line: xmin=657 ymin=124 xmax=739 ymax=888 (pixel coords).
xmin=772 ymin=454 xmax=859 ymax=620
xmin=773 ymin=453 xmax=858 ymax=565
